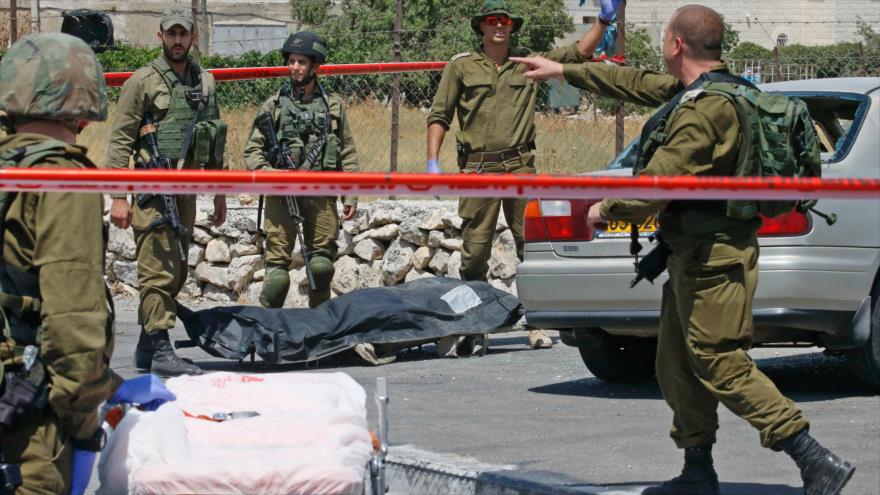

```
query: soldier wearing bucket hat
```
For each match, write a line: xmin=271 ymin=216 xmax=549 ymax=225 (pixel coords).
xmin=427 ymin=0 xmax=622 ymax=352
xmin=106 ymin=4 xmax=229 ymax=378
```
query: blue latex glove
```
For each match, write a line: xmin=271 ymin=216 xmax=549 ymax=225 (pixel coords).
xmin=109 ymin=374 xmax=176 ymax=412
xmin=426 ymin=159 xmax=442 ymax=174
xmin=70 ymin=448 xmax=96 ymax=495
xmin=595 ymin=23 xmax=618 ymax=57
xmin=599 ymin=0 xmax=622 ymax=22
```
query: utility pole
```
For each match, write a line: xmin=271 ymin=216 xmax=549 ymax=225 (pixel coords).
xmin=614 ymin=1 xmax=626 ymax=155
xmin=389 ymin=0 xmax=402 ymax=174
xmin=30 ymin=0 xmax=39 ymax=34
xmin=10 ymin=0 xmax=18 ymax=45
xmin=200 ymin=0 xmax=209 ymax=56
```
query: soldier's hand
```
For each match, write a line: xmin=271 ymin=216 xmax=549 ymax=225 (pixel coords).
xmin=509 ymin=56 xmax=565 ymax=81
xmin=210 ymin=194 xmax=227 ymax=226
xmin=110 ymin=198 xmax=133 ymax=229
xmin=586 ymin=202 xmax=609 ymax=231
xmin=342 ymin=205 xmax=357 ymax=221
xmin=599 ymin=0 xmax=623 ymax=22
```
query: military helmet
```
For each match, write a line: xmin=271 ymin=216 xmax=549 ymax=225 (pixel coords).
xmin=281 ymin=31 xmax=328 ymax=64
xmin=0 ymin=33 xmax=108 ymax=123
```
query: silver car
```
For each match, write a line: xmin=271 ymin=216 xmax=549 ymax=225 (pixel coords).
xmin=517 ymin=77 xmax=880 ymax=389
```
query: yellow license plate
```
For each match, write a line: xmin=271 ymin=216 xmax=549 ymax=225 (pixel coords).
xmin=597 ymin=217 xmax=658 ymax=238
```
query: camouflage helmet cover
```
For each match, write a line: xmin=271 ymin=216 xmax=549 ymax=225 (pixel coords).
xmin=281 ymin=31 xmax=328 ymax=64
xmin=0 ymin=33 xmax=108 ymax=122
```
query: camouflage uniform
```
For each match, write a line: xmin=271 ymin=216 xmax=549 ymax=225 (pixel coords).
xmin=0 ymin=33 xmax=122 ymax=494
xmin=563 ymin=61 xmax=809 ymax=449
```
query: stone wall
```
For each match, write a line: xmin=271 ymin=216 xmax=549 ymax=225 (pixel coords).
xmin=105 ymin=199 xmax=522 ymax=307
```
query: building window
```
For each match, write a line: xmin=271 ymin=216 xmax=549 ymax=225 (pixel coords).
xmin=777 ymin=33 xmax=789 ymax=48
xmin=582 ymin=16 xmax=598 ymax=25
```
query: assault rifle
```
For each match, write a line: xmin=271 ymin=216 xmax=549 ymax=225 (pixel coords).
xmin=629 ymin=233 xmax=671 ymax=289
xmin=253 ymin=112 xmax=317 ymax=291
xmin=137 ymin=114 xmax=187 ymax=262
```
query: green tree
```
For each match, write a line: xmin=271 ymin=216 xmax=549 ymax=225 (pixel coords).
xmin=721 ymin=17 xmax=740 ymax=55
xmin=727 ymin=41 xmax=772 ymax=60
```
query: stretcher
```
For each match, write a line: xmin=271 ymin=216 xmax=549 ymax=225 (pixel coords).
xmin=97 ymin=372 xmax=389 ymax=495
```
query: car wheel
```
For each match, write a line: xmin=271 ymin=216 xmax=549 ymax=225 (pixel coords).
xmin=576 ymin=331 xmax=657 ymax=382
xmin=845 ymin=288 xmax=880 ymax=392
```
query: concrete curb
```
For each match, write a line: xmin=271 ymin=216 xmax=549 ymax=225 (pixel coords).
xmin=386 ymin=446 xmax=649 ymax=495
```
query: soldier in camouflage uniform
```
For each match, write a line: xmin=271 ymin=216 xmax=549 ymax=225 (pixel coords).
xmin=107 ymin=7 xmax=228 ymax=377
xmin=427 ymin=0 xmax=621 ymax=350
xmin=513 ymin=5 xmax=854 ymax=495
xmin=0 ymin=33 xmax=174 ymax=495
xmin=243 ymin=32 xmax=359 ymax=309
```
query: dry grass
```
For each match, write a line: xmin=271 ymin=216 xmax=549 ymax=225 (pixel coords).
xmin=80 ymin=101 xmax=646 ymax=176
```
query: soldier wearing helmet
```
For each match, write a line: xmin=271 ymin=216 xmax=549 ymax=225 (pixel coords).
xmin=243 ymin=31 xmax=360 ymax=309
xmin=0 ymin=33 xmax=174 ymax=494
xmin=106 ymin=6 xmax=229 ymax=377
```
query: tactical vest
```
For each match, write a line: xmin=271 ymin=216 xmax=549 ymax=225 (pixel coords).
xmin=274 ymin=83 xmax=342 ymax=171
xmin=635 ymin=70 xmax=820 ymax=221
xmin=143 ymin=59 xmax=226 ymax=166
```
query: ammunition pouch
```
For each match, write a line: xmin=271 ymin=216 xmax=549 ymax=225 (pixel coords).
xmin=191 ymin=119 xmax=228 ymax=166
xmin=456 ymin=142 xmax=468 ymax=170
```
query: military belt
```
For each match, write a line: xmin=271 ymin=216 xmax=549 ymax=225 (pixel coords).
xmin=466 ymin=142 xmax=534 ymax=164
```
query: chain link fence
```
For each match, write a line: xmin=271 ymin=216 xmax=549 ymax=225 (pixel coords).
xmin=81 ymin=55 xmax=878 ymax=176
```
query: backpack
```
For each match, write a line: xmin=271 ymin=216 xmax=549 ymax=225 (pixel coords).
xmin=685 ymin=78 xmax=822 ymax=219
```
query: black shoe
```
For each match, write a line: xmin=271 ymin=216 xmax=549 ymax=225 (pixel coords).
xmin=133 ymin=328 xmax=153 ymax=370
xmin=643 ymin=445 xmax=721 ymax=495
xmin=777 ymin=430 xmax=855 ymax=495
xmin=149 ymin=330 xmax=203 ymax=377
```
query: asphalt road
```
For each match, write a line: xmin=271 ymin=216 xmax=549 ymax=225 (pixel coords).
xmin=99 ymin=296 xmax=880 ymax=495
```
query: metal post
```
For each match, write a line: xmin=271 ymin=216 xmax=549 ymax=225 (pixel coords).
xmin=10 ymin=0 xmax=18 ymax=44
xmin=614 ymin=1 xmax=626 ymax=155
xmin=389 ymin=0 xmax=402 ymax=174
xmin=29 ymin=0 xmax=38 ymax=34
xmin=200 ymin=0 xmax=209 ymax=56
xmin=772 ymin=46 xmax=783 ymax=82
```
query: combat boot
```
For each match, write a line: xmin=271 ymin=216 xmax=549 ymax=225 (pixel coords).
xmin=133 ymin=328 xmax=153 ymax=370
xmin=149 ymin=330 xmax=203 ymax=377
xmin=776 ymin=429 xmax=855 ymax=495
xmin=643 ymin=445 xmax=720 ymax=495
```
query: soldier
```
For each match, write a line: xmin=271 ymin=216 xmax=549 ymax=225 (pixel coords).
xmin=513 ymin=5 xmax=854 ymax=495
xmin=243 ymin=32 xmax=359 ymax=309
xmin=426 ymin=0 xmax=622 ymax=350
xmin=107 ymin=6 xmax=228 ymax=377
xmin=0 ymin=33 xmax=174 ymax=495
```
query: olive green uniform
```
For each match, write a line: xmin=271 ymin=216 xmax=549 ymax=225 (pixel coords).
xmin=428 ymin=42 xmax=586 ymax=281
xmin=243 ymin=84 xmax=359 ymax=307
xmin=1 ymin=134 xmax=122 ymax=494
xmin=562 ymin=61 xmax=808 ymax=449
xmin=106 ymin=57 xmax=225 ymax=333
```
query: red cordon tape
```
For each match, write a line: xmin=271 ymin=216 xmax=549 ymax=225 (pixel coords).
xmin=1 ymin=169 xmax=877 ymax=200
xmin=104 ymin=62 xmax=448 ymax=87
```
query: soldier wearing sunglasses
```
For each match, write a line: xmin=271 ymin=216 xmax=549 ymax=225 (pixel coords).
xmin=427 ymin=0 xmax=622 ymax=351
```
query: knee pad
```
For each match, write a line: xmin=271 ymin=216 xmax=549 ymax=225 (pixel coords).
xmin=260 ymin=266 xmax=290 ymax=308
xmin=309 ymin=255 xmax=335 ymax=291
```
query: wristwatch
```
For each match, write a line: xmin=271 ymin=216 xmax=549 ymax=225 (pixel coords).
xmin=71 ymin=428 xmax=107 ymax=452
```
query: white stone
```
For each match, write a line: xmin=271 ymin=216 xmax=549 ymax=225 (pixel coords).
xmin=405 ymin=268 xmax=435 ymax=283
xmin=290 ymin=267 xmax=309 ymax=288
xmin=370 ymin=223 xmax=399 ymax=241
xmin=488 ymin=277 xmax=517 ymax=297
xmin=429 ymin=249 xmax=451 ymax=274
xmin=290 ymin=241 xmax=305 ymax=269
xmin=230 ymin=242 xmax=260 ymax=257
xmin=440 ymin=237 xmax=462 ymax=251
xmin=446 ymin=251 xmax=462 ymax=280
xmin=252 ymin=268 xmax=265 ymax=281
xmin=442 ymin=211 xmax=464 ymax=230
xmin=398 ymin=217 xmax=428 ymax=246
xmin=242 ymin=281 xmax=263 ymax=305
xmin=188 ymin=244 xmax=205 ymax=268
xmin=112 ymin=260 xmax=139 ymax=288
xmin=192 ymin=226 xmax=213 ymax=245
xmin=488 ymin=229 xmax=520 ymax=279
xmin=107 ymin=225 xmax=136 ymax=260
xmin=427 ymin=230 xmax=445 ymax=248
xmin=382 ymin=239 xmax=415 ymax=285
xmin=195 ymin=262 xmax=230 ymax=289
xmin=205 ymin=238 xmax=232 ymax=263
xmin=104 ymin=252 xmax=117 ymax=282
xmin=180 ymin=275 xmax=202 ymax=299
xmin=331 ymin=256 xmax=360 ymax=295
xmin=368 ymin=207 xmax=402 ymax=228
xmin=357 ymin=260 xmax=384 ymax=289
xmin=203 ymin=284 xmax=237 ymax=303
xmin=411 ymin=247 xmax=434 ymax=270
xmin=353 ymin=238 xmax=386 ymax=262
xmin=283 ymin=285 xmax=310 ymax=308
xmin=336 ymin=229 xmax=355 ymax=256
xmin=420 ymin=210 xmax=445 ymax=230
xmin=228 ymin=254 xmax=262 ymax=292
xmin=342 ymin=217 xmax=361 ymax=235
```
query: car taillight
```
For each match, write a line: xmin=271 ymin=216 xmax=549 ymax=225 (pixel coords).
xmin=524 ymin=199 xmax=597 ymax=242
xmin=758 ymin=210 xmax=811 ymax=236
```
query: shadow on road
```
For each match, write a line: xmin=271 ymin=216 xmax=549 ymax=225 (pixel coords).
xmin=530 ymin=351 xmax=876 ymax=401
xmin=595 ymin=481 xmax=802 ymax=495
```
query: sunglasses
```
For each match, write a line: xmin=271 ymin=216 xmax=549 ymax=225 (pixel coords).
xmin=483 ymin=15 xmax=513 ymax=26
